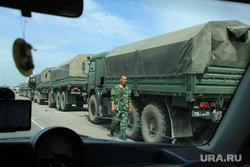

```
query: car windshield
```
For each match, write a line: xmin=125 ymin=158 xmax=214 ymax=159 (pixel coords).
xmin=0 ymin=0 xmax=249 ymax=146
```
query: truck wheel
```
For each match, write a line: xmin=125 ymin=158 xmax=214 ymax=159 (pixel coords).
xmin=141 ymin=102 xmax=171 ymax=143
xmin=37 ymin=92 xmax=41 ymax=104
xmin=56 ymin=92 xmax=61 ymax=111
xmin=126 ymin=100 xmax=144 ymax=141
xmin=37 ymin=92 xmax=44 ymax=105
xmin=30 ymin=94 xmax=34 ymax=101
xmin=48 ymin=92 xmax=56 ymax=108
xmin=61 ymin=91 xmax=71 ymax=111
xmin=34 ymin=93 xmax=37 ymax=103
xmin=24 ymin=91 xmax=27 ymax=97
xmin=88 ymin=95 xmax=103 ymax=124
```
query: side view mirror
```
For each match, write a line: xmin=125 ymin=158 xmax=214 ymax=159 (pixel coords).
xmin=82 ymin=62 xmax=86 ymax=71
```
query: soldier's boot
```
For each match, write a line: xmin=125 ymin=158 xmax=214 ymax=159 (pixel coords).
xmin=119 ymin=134 xmax=127 ymax=141
xmin=110 ymin=129 xmax=115 ymax=136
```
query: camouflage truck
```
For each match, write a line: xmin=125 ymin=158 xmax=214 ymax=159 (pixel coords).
xmin=48 ymin=54 xmax=93 ymax=111
xmin=87 ymin=20 xmax=250 ymax=143
xmin=34 ymin=67 xmax=55 ymax=104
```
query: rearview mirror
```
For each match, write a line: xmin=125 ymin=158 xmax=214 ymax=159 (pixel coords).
xmin=0 ymin=0 xmax=83 ymax=18
xmin=0 ymin=100 xmax=31 ymax=132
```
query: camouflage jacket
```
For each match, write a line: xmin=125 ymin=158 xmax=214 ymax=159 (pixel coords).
xmin=111 ymin=85 xmax=131 ymax=111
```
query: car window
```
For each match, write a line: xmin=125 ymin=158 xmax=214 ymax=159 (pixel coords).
xmin=0 ymin=0 xmax=249 ymax=146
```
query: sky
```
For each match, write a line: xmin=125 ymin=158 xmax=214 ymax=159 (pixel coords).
xmin=0 ymin=0 xmax=250 ymax=86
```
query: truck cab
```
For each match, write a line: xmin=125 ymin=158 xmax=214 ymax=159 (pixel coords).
xmin=87 ymin=52 xmax=110 ymax=124
xmin=87 ymin=52 xmax=109 ymax=96
xmin=28 ymin=76 xmax=36 ymax=100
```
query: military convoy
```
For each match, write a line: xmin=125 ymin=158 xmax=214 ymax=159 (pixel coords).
xmin=19 ymin=20 xmax=250 ymax=143
xmin=26 ymin=54 xmax=93 ymax=111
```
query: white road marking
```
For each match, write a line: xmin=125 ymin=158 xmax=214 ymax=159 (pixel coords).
xmin=32 ymin=119 xmax=44 ymax=129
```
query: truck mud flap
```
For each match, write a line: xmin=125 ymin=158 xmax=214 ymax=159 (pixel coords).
xmin=165 ymin=98 xmax=193 ymax=138
xmin=94 ymin=88 xmax=109 ymax=117
xmin=94 ymin=88 xmax=102 ymax=106
xmin=170 ymin=112 xmax=193 ymax=138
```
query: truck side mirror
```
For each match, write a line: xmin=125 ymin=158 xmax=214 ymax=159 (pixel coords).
xmin=82 ymin=62 xmax=86 ymax=71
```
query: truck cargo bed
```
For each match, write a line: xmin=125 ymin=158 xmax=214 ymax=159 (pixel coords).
xmin=104 ymin=59 xmax=246 ymax=102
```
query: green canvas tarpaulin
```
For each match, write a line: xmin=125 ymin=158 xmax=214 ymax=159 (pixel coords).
xmin=36 ymin=67 xmax=55 ymax=84
xmin=105 ymin=20 xmax=250 ymax=78
xmin=51 ymin=54 xmax=93 ymax=82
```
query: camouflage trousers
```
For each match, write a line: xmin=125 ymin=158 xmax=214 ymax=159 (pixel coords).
xmin=110 ymin=110 xmax=128 ymax=135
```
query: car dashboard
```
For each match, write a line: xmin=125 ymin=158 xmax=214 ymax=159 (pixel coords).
xmin=0 ymin=126 xmax=236 ymax=167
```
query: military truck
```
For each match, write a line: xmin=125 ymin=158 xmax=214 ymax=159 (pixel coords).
xmin=87 ymin=20 xmax=249 ymax=143
xmin=18 ymin=76 xmax=36 ymax=100
xmin=27 ymin=76 xmax=36 ymax=100
xmin=18 ymin=82 xmax=28 ymax=97
xmin=48 ymin=54 xmax=93 ymax=111
xmin=34 ymin=67 xmax=54 ymax=104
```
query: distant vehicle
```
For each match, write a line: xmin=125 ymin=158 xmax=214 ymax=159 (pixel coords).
xmin=19 ymin=76 xmax=36 ymax=100
xmin=47 ymin=54 xmax=93 ymax=111
xmin=34 ymin=67 xmax=54 ymax=104
xmin=19 ymin=82 xmax=29 ymax=97
xmin=28 ymin=76 xmax=36 ymax=100
xmin=87 ymin=20 xmax=249 ymax=143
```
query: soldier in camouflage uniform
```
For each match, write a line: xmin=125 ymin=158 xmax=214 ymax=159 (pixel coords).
xmin=110 ymin=75 xmax=132 ymax=140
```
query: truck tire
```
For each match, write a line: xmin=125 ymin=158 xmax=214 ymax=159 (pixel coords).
xmin=126 ymin=100 xmax=144 ymax=141
xmin=61 ymin=91 xmax=71 ymax=111
xmin=30 ymin=94 xmax=34 ymax=101
xmin=24 ymin=91 xmax=27 ymax=97
xmin=27 ymin=91 xmax=30 ymax=98
xmin=48 ymin=92 xmax=56 ymax=108
xmin=88 ymin=95 xmax=103 ymax=124
xmin=56 ymin=92 xmax=61 ymax=111
xmin=141 ymin=102 xmax=171 ymax=143
xmin=37 ymin=92 xmax=44 ymax=105
xmin=37 ymin=92 xmax=41 ymax=104
xmin=34 ymin=93 xmax=37 ymax=103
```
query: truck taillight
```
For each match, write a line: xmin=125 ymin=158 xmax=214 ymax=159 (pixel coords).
xmin=200 ymin=102 xmax=209 ymax=108
xmin=74 ymin=87 xmax=79 ymax=90
xmin=210 ymin=102 xmax=216 ymax=107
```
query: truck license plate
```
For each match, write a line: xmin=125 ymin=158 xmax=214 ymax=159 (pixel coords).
xmin=71 ymin=91 xmax=80 ymax=95
xmin=192 ymin=111 xmax=210 ymax=117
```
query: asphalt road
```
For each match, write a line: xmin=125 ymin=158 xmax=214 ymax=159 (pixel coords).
xmin=0 ymin=94 xmax=134 ymax=142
